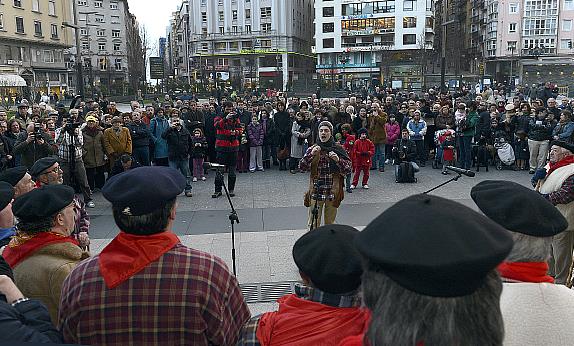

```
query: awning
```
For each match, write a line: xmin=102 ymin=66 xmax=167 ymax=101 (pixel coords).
xmin=0 ymin=74 xmax=27 ymax=87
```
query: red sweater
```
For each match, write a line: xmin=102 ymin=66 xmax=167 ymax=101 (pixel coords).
xmin=214 ymin=116 xmax=242 ymax=152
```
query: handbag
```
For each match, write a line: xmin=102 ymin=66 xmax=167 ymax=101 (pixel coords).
xmin=277 ymin=147 xmax=290 ymax=160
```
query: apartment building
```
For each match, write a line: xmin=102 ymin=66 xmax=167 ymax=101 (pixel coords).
xmin=0 ymin=0 xmax=75 ymax=99
xmin=315 ymin=0 xmax=436 ymax=90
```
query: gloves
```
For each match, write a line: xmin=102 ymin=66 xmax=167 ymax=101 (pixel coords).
xmin=531 ymin=168 xmax=547 ymax=187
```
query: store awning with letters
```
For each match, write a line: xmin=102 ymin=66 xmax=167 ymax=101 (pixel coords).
xmin=0 ymin=74 xmax=27 ymax=87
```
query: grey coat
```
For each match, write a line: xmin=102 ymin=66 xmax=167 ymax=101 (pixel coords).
xmin=290 ymin=122 xmax=311 ymax=159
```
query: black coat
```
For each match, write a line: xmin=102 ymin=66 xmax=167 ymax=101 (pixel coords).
xmin=273 ymin=110 xmax=292 ymax=150
xmin=182 ymin=110 xmax=205 ymax=132
xmin=162 ymin=126 xmax=192 ymax=160
xmin=0 ymin=299 xmax=63 ymax=343
xmin=127 ymin=122 xmax=151 ymax=148
xmin=393 ymin=138 xmax=417 ymax=162
xmin=260 ymin=117 xmax=277 ymax=146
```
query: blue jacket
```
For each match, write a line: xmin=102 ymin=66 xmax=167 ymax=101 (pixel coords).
xmin=552 ymin=121 xmax=574 ymax=140
xmin=150 ymin=116 xmax=170 ymax=159
xmin=407 ymin=119 xmax=427 ymax=141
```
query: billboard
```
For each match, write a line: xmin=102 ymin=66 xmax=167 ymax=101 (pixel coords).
xmin=149 ymin=57 xmax=164 ymax=80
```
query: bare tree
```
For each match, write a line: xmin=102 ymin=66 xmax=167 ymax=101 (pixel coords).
xmin=417 ymin=33 xmax=431 ymax=89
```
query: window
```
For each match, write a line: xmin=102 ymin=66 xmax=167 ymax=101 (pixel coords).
xmin=507 ymin=41 xmax=517 ymax=51
xmin=245 ymin=25 xmax=251 ymax=33
xmin=115 ymin=58 xmax=122 ymax=71
xmin=232 ymin=10 xmax=237 ymax=20
xmin=110 ymin=2 xmax=119 ymax=10
xmin=509 ymin=3 xmax=518 ymax=13
xmin=261 ymin=23 xmax=271 ymax=32
xmin=13 ymin=0 xmax=22 ymax=8
xmin=323 ymin=38 xmax=334 ymax=48
xmin=509 ymin=23 xmax=517 ymax=33
xmin=51 ymin=24 xmax=58 ymax=38
xmin=32 ymin=0 xmax=40 ymax=12
xmin=43 ymin=50 xmax=54 ymax=63
xmin=0 ymin=14 xmax=3 ymax=30
xmin=563 ymin=19 xmax=572 ymax=31
xmin=219 ymin=27 xmax=224 ymax=34
xmin=80 ymin=28 xmax=88 ymax=35
xmin=260 ymin=39 xmax=271 ymax=48
xmin=95 ymin=14 xmax=104 ymax=23
xmin=201 ymin=27 xmax=207 ymax=35
xmin=404 ymin=0 xmax=416 ymax=11
xmin=78 ymin=0 xmax=87 ymax=5
xmin=426 ymin=17 xmax=434 ymax=28
xmin=232 ymin=25 xmax=238 ymax=33
xmin=403 ymin=17 xmax=417 ymax=28
xmin=15 ymin=17 xmax=24 ymax=33
xmin=34 ymin=21 xmax=42 ymax=36
xmin=261 ymin=7 xmax=272 ymax=19
xmin=112 ymin=30 xmax=120 ymax=38
xmin=245 ymin=9 xmax=251 ymax=19
xmin=94 ymin=1 xmax=102 ymax=8
xmin=403 ymin=34 xmax=417 ymax=44
xmin=82 ymin=41 xmax=89 ymax=50
xmin=111 ymin=15 xmax=120 ymax=24
xmin=567 ymin=0 xmax=574 ymax=10
xmin=323 ymin=7 xmax=334 ymax=17
xmin=48 ymin=0 xmax=56 ymax=15
xmin=201 ymin=12 xmax=207 ymax=23
xmin=218 ymin=11 xmax=224 ymax=21
xmin=113 ymin=42 xmax=121 ymax=51
xmin=97 ymin=29 xmax=105 ymax=36
xmin=560 ymin=39 xmax=572 ymax=49
xmin=98 ymin=42 xmax=106 ymax=51
xmin=323 ymin=22 xmax=334 ymax=33
xmin=99 ymin=57 xmax=107 ymax=70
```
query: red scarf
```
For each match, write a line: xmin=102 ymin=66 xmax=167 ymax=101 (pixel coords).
xmin=99 ymin=231 xmax=180 ymax=289
xmin=3 ymin=231 xmax=79 ymax=267
xmin=547 ymin=155 xmax=574 ymax=177
xmin=256 ymin=294 xmax=370 ymax=346
xmin=497 ymin=262 xmax=554 ymax=283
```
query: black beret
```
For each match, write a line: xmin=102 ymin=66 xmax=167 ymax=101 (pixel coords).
xmin=471 ymin=180 xmax=567 ymax=237
xmin=355 ymin=194 xmax=513 ymax=298
xmin=102 ymin=166 xmax=185 ymax=216
xmin=0 ymin=182 xmax=14 ymax=211
xmin=0 ymin=166 xmax=28 ymax=187
xmin=30 ymin=157 xmax=58 ymax=179
xmin=13 ymin=185 xmax=75 ymax=221
xmin=293 ymin=224 xmax=362 ymax=294
xmin=551 ymin=140 xmax=574 ymax=153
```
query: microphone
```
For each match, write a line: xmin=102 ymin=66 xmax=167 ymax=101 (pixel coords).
xmin=203 ymin=162 xmax=226 ymax=170
xmin=445 ymin=166 xmax=476 ymax=177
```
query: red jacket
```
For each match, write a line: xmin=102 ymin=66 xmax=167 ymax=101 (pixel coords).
xmin=342 ymin=134 xmax=356 ymax=166
xmin=214 ymin=116 xmax=242 ymax=152
xmin=352 ymin=138 xmax=375 ymax=167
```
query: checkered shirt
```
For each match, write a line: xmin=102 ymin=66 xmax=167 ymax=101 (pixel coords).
xmin=58 ymin=243 xmax=250 ymax=346
xmin=299 ymin=148 xmax=352 ymax=201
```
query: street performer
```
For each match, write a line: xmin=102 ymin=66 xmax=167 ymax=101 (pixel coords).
xmin=212 ymin=101 xmax=242 ymax=198
xmin=532 ymin=140 xmax=574 ymax=284
xmin=299 ymin=121 xmax=352 ymax=229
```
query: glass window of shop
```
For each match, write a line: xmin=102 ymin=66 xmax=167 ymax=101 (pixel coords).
xmin=341 ymin=17 xmax=396 ymax=32
xmin=403 ymin=17 xmax=417 ymax=28
xmin=342 ymin=1 xmax=395 ymax=16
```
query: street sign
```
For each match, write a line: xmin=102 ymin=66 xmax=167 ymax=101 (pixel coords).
xmin=149 ymin=57 xmax=164 ymax=79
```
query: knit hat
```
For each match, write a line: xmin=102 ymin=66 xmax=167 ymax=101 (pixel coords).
xmin=318 ymin=121 xmax=333 ymax=133
xmin=358 ymin=128 xmax=368 ymax=136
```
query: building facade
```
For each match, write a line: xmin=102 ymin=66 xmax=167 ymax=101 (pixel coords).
xmin=315 ymin=0 xmax=436 ymax=90
xmin=0 ymin=0 xmax=75 ymax=100
xmin=185 ymin=0 xmax=315 ymax=92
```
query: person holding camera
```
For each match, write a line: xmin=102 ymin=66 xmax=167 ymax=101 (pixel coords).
xmin=393 ymin=128 xmax=419 ymax=170
xmin=13 ymin=122 xmax=55 ymax=169
xmin=212 ymin=102 xmax=242 ymax=198
xmin=55 ymin=116 xmax=94 ymax=208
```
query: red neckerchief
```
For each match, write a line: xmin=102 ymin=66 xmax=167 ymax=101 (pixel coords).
xmin=3 ymin=231 xmax=79 ymax=267
xmin=547 ymin=155 xmax=574 ymax=177
xmin=497 ymin=262 xmax=554 ymax=283
xmin=99 ymin=231 xmax=180 ymax=289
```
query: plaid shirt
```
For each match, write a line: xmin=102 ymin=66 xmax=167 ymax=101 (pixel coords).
xmin=55 ymin=127 xmax=83 ymax=162
xmin=299 ymin=147 xmax=352 ymax=201
xmin=543 ymin=174 xmax=574 ymax=205
xmin=59 ymin=243 xmax=250 ymax=346
xmin=238 ymin=284 xmax=362 ymax=346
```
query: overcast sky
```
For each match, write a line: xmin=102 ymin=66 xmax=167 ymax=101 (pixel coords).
xmin=129 ymin=0 xmax=183 ymax=56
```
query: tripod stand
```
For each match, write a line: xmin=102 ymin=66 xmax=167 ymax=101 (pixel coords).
xmin=423 ymin=173 xmax=463 ymax=195
xmin=309 ymin=181 xmax=323 ymax=231
xmin=215 ymin=167 xmax=239 ymax=276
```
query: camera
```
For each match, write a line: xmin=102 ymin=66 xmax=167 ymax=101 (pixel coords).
xmin=34 ymin=122 xmax=41 ymax=137
xmin=64 ymin=121 xmax=81 ymax=133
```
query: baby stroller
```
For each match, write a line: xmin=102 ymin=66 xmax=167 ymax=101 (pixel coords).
xmin=432 ymin=129 xmax=456 ymax=169
xmin=494 ymin=134 xmax=515 ymax=170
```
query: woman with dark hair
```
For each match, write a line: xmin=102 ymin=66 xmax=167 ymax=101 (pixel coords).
xmin=5 ymin=120 xmax=22 ymax=167
xmin=455 ymin=101 xmax=478 ymax=170
xmin=274 ymin=101 xmax=292 ymax=171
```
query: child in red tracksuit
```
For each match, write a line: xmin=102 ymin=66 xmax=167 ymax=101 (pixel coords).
xmin=340 ymin=123 xmax=356 ymax=193
xmin=352 ymin=128 xmax=375 ymax=189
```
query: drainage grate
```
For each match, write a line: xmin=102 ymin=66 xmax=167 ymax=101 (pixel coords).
xmin=240 ymin=281 xmax=299 ymax=304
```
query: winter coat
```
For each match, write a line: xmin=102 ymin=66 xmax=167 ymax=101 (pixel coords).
xmin=0 ymin=299 xmax=63 ymax=343
xmin=455 ymin=111 xmax=479 ymax=137
xmin=515 ymin=115 xmax=532 ymax=133
xmin=82 ymin=128 xmax=106 ymax=168
xmin=290 ymin=122 xmax=311 ymax=159
xmin=162 ymin=126 xmax=192 ymax=161
xmin=103 ymin=127 xmax=132 ymax=157
xmin=553 ymin=121 xmax=574 ymax=140
xmin=368 ymin=113 xmax=388 ymax=144
xmin=353 ymin=138 xmax=375 ymax=167
xmin=407 ymin=119 xmax=427 ymax=141
xmin=385 ymin=122 xmax=400 ymax=146
xmin=182 ymin=110 xmax=205 ymax=132
xmin=247 ymin=122 xmax=265 ymax=147
xmin=393 ymin=138 xmax=417 ymax=162
xmin=441 ymin=138 xmax=456 ymax=161
xmin=274 ymin=110 xmax=292 ymax=150
xmin=435 ymin=113 xmax=455 ymax=130
xmin=214 ymin=116 xmax=242 ymax=153
xmin=341 ymin=134 xmax=356 ymax=165
xmin=150 ymin=116 xmax=170 ymax=159
xmin=260 ymin=116 xmax=277 ymax=146
xmin=127 ymin=122 xmax=151 ymax=149
xmin=190 ymin=135 xmax=208 ymax=159
xmin=352 ymin=116 xmax=368 ymax=135
xmin=527 ymin=118 xmax=553 ymax=141
xmin=13 ymin=131 xmax=56 ymax=169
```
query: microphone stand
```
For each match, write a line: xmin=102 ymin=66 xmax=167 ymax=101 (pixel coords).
xmin=309 ymin=181 xmax=321 ymax=231
xmin=423 ymin=172 xmax=463 ymax=195
xmin=215 ymin=167 xmax=238 ymax=276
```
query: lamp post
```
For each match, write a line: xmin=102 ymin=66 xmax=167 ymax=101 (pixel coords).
xmin=339 ymin=53 xmax=350 ymax=91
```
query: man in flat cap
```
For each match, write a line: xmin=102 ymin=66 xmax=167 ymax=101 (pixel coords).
xmin=3 ymin=184 xmax=88 ymax=324
xmin=0 ymin=182 xmax=15 ymax=248
xmin=533 ymin=140 xmax=574 ymax=284
xmin=103 ymin=116 xmax=132 ymax=171
xmin=341 ymin=194 xmax=513 ymax=345
xmin=30 ymin=157 xmax=90 ymax=249
xmin=238 ymin=225 xmax=370 ymax=346
xmin=471 ymin=180 xmax=574 ymax=345
xmin=0 ymin=166 xmax=35 ymax=198
xmin=299 ymin=121 xmax=352 ymax=229
xmin=59 ymin=166 xmax=250 ymax=345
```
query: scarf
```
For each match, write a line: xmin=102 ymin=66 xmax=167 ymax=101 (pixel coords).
xmin=99 ymin=231 xmax=180 ymax=289
xmin=497 ymin=262 xmax=554 ymax=283
xmin=3 ymin=231 xmax=79 ymax=267
xmin=547 ymin=155 xmax=574 ymax=177
xmin=316 ymin=137 xmax=350 ymax=161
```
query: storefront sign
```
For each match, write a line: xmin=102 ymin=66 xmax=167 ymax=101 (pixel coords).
xmin=317 ymin=63 xmax=377 ymax=69
xmin=240 ymin=49 xmax=287 ymax=55
xmin=341 ymin=14 xmax=374 ymax=20
xmin=344 ymin=46 xmax=391 ymax=52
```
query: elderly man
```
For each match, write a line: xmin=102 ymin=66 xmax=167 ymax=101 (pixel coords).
xmin=471 ymin=180 xmax=574 ymax=345
xmin=533 ymin=140 xmax=574 ymax=284
xmin=341 ymin=194 xmax=513 ymax=345
xmin=238 ymin=225 xmax=369 ymax=346
xmin=127 ymin=111 xmax=151 ymax=166
xmin=0 ymin=166 xmax=35 ymax=198
xmin=299 ymin=121 xmax=352 ymax=229
xmin=13 ymin=123 xmax=55 ymax=169
xmin=59 ymin=167 xmax=250 ymax=345
xmin=103 ymin=116 xmax=132 ymax=171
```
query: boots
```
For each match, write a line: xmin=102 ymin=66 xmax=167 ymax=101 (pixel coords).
xmin=279 ymin=160 xmax=287 ymax=171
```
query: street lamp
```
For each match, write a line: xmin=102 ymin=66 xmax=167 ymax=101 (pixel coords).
xmin=339 ymin=53 xmax=350 ymax=91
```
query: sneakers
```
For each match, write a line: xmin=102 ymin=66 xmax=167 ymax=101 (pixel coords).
xmin=192 ymin=177 xmax=198 ymax=182
xmin=385 ymin=159 xmax=390 ymax=164
xmin=346 ymin=188 xmax=353 ymax=193
xmin=212 ymin=191 xmax=222 ymax=198
xmin=201 ymin=176 xmax=206 ymax=181
xmin=350 ymin=184 xmax=356 ymax=189
xmin=362 ymin=185 xmax=369 ymax=189
xmin=86 ymin=201 xmax=95 ymax=208
xmin=185 ymin=191 xmax=193 ymax=197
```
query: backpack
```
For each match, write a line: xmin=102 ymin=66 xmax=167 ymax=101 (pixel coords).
xmin=395 ymin=161 xmax=417 ymax=183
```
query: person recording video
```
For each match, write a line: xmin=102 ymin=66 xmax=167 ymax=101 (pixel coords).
xmin=13 ymin=122 xmax=55 ymax=169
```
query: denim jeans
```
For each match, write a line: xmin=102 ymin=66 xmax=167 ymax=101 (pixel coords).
xmin=457 ymin=136 xmax=473 ymax=170
xmin=169 ymin=158 xmax=192 ymax=192
xmin=371 ymin=143 xmax=386 ymax=169
xmin=133 ymin=146 xmax=150 ymax=166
